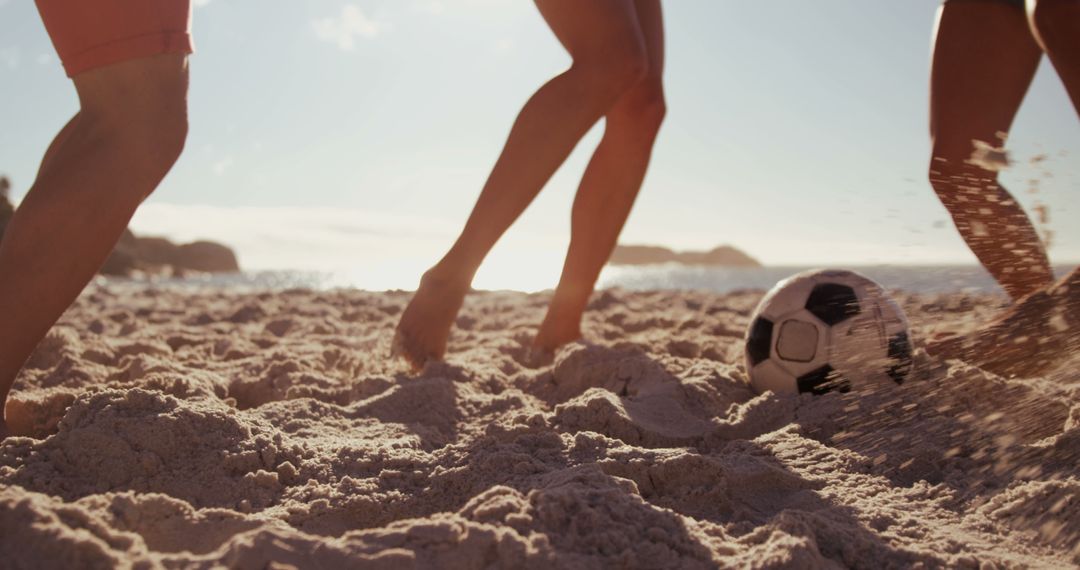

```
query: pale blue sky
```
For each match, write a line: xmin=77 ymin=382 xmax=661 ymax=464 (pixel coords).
xmin=1 ymin=0 xmax=1077 ymax=289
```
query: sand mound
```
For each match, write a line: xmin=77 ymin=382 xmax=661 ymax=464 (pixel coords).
xmin=1 ymin=285 xmax=1077 ymax=568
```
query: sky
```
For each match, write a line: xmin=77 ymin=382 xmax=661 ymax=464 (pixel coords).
xmin=1 ymin=0 xmax=1078 ymax=290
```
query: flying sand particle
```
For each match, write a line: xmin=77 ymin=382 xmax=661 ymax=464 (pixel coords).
xmin=968 ymin=140 xmax=1011 ymax=172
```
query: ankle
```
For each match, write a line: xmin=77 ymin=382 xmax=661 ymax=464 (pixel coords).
xmin=535 ymin=310 xmax=584 ymax=351
xmin=422 ymin=262 xmax=473 ymax=291
xmin=548 ymin=288 xmax=591 ymax=320
xmin=534 ymin=329 xmax=582 ymax=353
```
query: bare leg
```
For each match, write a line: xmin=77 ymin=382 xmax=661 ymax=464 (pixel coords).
xmin=926 ymin=0 xmax=1080 ymax=376
xmin=1028 ymin=0 xmax=1080 ymax=112
xmin=393 ymin=0 xmax=650 ymax=369
xmin=38 ymin=115 xmax=81 ymax=178
xmin=928 ymin=267 xmax=1080 ymax=376
xmin=928 ymin=0 xmax=1052 ymax=301
xmin=534 ymin=0 xmax=666 ymax=352
xmin=0 ymin=54 xmax=189 ymax=436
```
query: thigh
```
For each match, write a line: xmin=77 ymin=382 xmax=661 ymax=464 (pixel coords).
xmin=73 ymin=54 xmax=190 ymax=122
xmin=608 ymin=1 xmax=666 ymax=118
xmin=634 ymin=0 xmax=665 ymax=80
xmin=930 ymin=1 xmax=1043 ymax=156
xmin=36 ymin=0 xmax=192 ymax=78
xmin=534 ymin=0 xmax=645 ymax=64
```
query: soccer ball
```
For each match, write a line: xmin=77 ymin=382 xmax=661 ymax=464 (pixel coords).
xmin=743 ymin=269 xmax=913 ymax=395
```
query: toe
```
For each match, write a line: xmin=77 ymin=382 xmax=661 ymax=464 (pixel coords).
xmin=522 ymin=346 xmax=555 ymax=369
xmin=390 ymin=329 xmax=407 ymax=358
xmin=392 ymin=330 xmax=426 ymax=371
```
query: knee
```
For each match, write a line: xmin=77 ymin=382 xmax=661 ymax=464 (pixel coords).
xmin=928 ymin=150 xmax=1010 ymax=214
xmin=84 ymin=97 xmax=188 ymax=180
xmin=928 ymin=136 xmax=1002 ymax=186
xmin=152 ymin=105 xmax=188 ymax=171
xmin=613 ymin=79 xmax=666 ymax=133
xmin=928 ymin=162 xmax=954 ymax=205
xmin=928 ymin=155 xmax=957 ymax=193
xmin=1029 ymin=0 xmax=1080 ymax=50
xmin=131 ymin=98 xmax=189 ymax=172
xmin=608 ymin=43 xmax=651 ymax=93
xmin=571 ymin=40 xmax=650 ymax=105
xmin=77 ymin=62 xmax=190 ymax=182
xmin=928 ymin=154 xmax=978 ymax=203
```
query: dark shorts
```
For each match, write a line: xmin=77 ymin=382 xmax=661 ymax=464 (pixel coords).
xmin=36 ymin=0 xmax=193 ymax=77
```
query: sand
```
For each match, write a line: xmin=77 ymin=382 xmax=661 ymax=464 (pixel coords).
xmin=1 ymin=283 xmax=1077 ymax=569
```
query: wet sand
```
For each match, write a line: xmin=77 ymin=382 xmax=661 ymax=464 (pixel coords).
xmin=1 ymin=283 xmax=1077 ymax=568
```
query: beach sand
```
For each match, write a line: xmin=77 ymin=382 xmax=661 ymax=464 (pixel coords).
xmin=1 ymin=283 xmax=1077 ymax=568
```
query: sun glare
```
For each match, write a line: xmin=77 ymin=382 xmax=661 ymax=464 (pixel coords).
xmin=471 ymin=249 xmax=566 ymax=292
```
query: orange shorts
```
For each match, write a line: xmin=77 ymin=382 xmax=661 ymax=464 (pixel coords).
xmin=35 ymin=0 xmax=193 ymax=77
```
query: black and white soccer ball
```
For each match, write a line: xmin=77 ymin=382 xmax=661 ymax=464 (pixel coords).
xmin=744 ymin=269 xmax=913 ymax=395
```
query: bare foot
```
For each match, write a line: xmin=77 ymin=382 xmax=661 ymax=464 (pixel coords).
xmin=533 ymin=301 xmax=584 ymax=354
xmin=927 ymin=268 xmax=1079 ymax=377
xmin=520 ymin=345 xmax=557 ymax=369
xmin=392 ymin=269 xmax=471 ymax=371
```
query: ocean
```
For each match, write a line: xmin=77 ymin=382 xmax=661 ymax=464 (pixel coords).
xmin=97 ymin=264 xmax=1076 ymax=295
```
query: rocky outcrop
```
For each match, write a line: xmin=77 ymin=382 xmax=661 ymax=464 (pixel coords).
xmin=101 ymin=233 xmax=240 ymax=277
xmin=609 ymin=244 xmax=761 ymax=267
xmin=0 ymin=176 xmax=239 ymax=276
xmin=99 ymin=230 xmax=141 ymax=276
xmin=172 ymin=241 xmax=241 ymax=273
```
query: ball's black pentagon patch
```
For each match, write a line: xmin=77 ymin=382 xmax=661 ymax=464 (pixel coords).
xmin=797 ymin=365 xmax=851 ymax=395
xmin=886 ymin=332 xmax=913 ymax=384
xmin=805 ymin=283 xmax=860 ymax=325
xmin=746 ymin=317 xmax=774 ymax=367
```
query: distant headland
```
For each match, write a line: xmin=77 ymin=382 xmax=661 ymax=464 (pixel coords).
xmin=1 ymin=176 xmax=239 ymax=277
xmin=609 ymin=244 xmax=762 ymax=267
